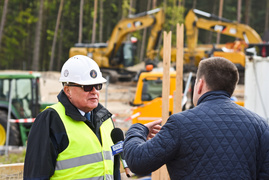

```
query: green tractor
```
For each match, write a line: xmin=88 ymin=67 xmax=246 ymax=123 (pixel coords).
xmin=0 ymin=72 xmax=52 ymax=146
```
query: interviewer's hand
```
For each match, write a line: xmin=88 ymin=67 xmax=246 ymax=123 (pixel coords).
xmin=145 ymin=119 xmax=162 ymax=140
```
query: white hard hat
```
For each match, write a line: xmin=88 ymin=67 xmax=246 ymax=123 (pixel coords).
xmin=59 ymin=55 xmax=107 ymax=85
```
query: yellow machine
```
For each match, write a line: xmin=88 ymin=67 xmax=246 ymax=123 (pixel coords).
xmin=131 ymin=71 xmax=177 ymax=124
xmin=131 ymin=71 xmax=244 ymax=125
xmin=184 ymin=8 xmax=263 ymax=68
xmin=69 ymin=8 xmax=164 ymax=82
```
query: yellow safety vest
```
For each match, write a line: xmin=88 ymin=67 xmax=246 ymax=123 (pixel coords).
xmin=49 ymin=102 xmax=114 ymax=180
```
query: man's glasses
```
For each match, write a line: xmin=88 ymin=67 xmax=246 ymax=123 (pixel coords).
xmin=67 ymin=84 xmax=102 ymax=92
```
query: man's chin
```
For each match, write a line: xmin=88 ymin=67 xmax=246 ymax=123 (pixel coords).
xmin=88 ymin=102 xmax=98 ymax=108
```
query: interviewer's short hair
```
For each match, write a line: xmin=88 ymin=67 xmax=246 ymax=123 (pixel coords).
xmin=196 ymin=57 xmax=239 ymax=96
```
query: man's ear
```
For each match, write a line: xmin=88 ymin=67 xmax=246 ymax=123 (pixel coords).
xmin=197 ymin=78 xmax=204 ymax=94
xmin=63 ymin=86 xmax=70 ymax=97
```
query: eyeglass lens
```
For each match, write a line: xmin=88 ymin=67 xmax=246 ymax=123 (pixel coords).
xmin=83 ymin=84 xmax=102 ymax=91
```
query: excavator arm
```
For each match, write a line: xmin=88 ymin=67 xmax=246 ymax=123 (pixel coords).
xmin=70 ymin=8 xmax=164 ymax=71
xmin=145 ymin=9 xmax=164 ymax=61
xmin=185 ymin=9 xmax=262 ymax=53
xmin=105 ymin=8 xmax=165 ymax=61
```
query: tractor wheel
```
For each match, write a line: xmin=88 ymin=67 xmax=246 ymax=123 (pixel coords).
xmin=0 ymin=123 xmax=5 ymax=145
xmin=0 ymin=110 xmax=21 ymax=146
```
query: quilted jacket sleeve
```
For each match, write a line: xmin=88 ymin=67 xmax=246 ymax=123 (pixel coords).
xmin=123 ymin=117 xmax=180 ymax=176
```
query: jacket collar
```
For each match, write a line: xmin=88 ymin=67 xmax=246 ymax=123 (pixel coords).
xmin=197 ymin=90 xmax=230 ymax=106
xmin=57 ymin=90 xmax=112 ymax=122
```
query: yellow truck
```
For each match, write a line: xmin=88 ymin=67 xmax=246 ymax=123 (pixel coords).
xmin=130 ymin=70 xmax=243 ymax=125
xmin=130 ymin=71 xmax=193 ymax=124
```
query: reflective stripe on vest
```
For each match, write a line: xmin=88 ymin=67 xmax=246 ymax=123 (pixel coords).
xmin=75 ymin=174 xmax=113 ymax=180
xmin=55 ymin=151 xmax=113 ymax=170
xmin=49 ymin=102 xmax=114 ymax=180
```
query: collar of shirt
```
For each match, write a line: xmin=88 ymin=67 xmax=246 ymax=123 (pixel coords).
xmin=77 ymin=109 xmax=91 ymax=116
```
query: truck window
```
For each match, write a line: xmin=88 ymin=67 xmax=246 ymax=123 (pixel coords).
xmin=141 ymin=78 xmax=162 ymax=101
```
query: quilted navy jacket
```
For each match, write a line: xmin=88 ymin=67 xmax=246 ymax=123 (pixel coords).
xmin=123 ymin=91 xmax=269 ymax=179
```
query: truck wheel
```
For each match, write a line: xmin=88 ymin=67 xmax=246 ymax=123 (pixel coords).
xmin=0 ymin=110 xmax=21 ymax=146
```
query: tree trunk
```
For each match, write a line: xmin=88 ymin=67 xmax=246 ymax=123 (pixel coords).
xmin=264 ymin=1 xmax=269 ymax=32
xmin=126 ymin=0 xmax=133 ymax=41
xmin=216 ymin=0 xmax=224 ymax=44
xmin=49 ymin=0 xmax=64 ymax=71
xmin=78 ymin=0 xmax=84 ymax=43
xmin=57 ymin=22 xmax=64 ymax=71
xmin=139 ymin=0 xmax=151 ymax=62
xmin=91 ymin=0 xmax=98 ymax=43
xmin=99 ymin=0 xmax=103 ymax=42
xmin=207 ymin=0 xmax=218 ymax=44
xmin=152 ymin=0 xmax=157 ymax=9
xmin=244 ymin=0 xmax=251 ymax=25
xmin=237 ymin=0 xmax=242 ymax=23
xmin=32 ymin=0 xmax=44 ymax=71
xmin=192 ymin=0 xmax=197 ymax=9
xmin=0 ymin=0 xmax=9 ymax=50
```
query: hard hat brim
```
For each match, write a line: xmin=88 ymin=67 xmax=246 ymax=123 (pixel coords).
xmin=59 ymin=76 xmax=107 ymax=85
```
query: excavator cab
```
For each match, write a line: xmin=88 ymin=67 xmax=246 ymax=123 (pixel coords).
xmin=112 ymin=41 xmax=137 ymax=67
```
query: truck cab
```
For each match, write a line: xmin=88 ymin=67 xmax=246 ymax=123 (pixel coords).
xmin=131 ymin=71 xmax=178 ymax=124
xmin=131 ymin=70 xmax=244 ymax=125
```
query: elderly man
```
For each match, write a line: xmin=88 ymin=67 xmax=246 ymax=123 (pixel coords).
xmin=24 ymin=55 xmax=121 ymax=179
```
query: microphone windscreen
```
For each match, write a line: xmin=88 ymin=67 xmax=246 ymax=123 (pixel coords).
xmin=111 ymin=128 xmax=124 ymax=144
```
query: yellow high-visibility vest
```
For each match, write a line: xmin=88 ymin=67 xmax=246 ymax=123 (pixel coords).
xmin=49 ymin=102 xmax=114 ymax=180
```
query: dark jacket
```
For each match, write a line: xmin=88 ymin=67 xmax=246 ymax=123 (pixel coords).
xmin=24 ymin=90 xmax=121 ymax=180
xmin=123 ymin=91 xmax=269 ymax=180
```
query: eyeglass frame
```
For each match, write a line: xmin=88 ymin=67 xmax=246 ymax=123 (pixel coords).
xmin=66 ymin=83 xmax=103 ymax=92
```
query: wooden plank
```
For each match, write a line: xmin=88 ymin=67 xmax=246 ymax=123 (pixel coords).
xmin=162 ymin=31 xmax=172 ymax=125
xmin=0 ymin=163 xmax=24 ymax=180
xmin=151 ymin=31 xmax=171 ymax=180
xmin=174 ymin=24 xmax=184 ymax=114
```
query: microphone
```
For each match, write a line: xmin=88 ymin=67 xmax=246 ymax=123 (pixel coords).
xmin=111 ymin=128 xmax=131 ymax=177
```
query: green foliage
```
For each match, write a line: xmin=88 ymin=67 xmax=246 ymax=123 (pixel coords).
xmin=0 ymin=0 xmax=267 ymax=71
xmin=46 ymin=29 xmax=54 ymax=41
xmin=163 ymin=0 xmax=184 ymax=46
xmin=121 ymin=0 xmax=130 ymax=18
xmin=0 ymin=8 xmax=37 ymax=69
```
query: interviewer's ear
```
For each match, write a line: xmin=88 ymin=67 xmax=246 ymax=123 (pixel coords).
xmin=197 ymin=78 xmax=204 ymax=94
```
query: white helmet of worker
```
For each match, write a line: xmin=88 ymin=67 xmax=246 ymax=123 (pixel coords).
xmin=59 ymin=55 xmax=107 ymax=85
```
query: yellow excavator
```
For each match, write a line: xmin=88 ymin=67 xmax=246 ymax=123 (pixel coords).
xmin=69 ymin=8 xmax=164 ymax=82
xmin=184 ymin=8 xmax=263 ymax=69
